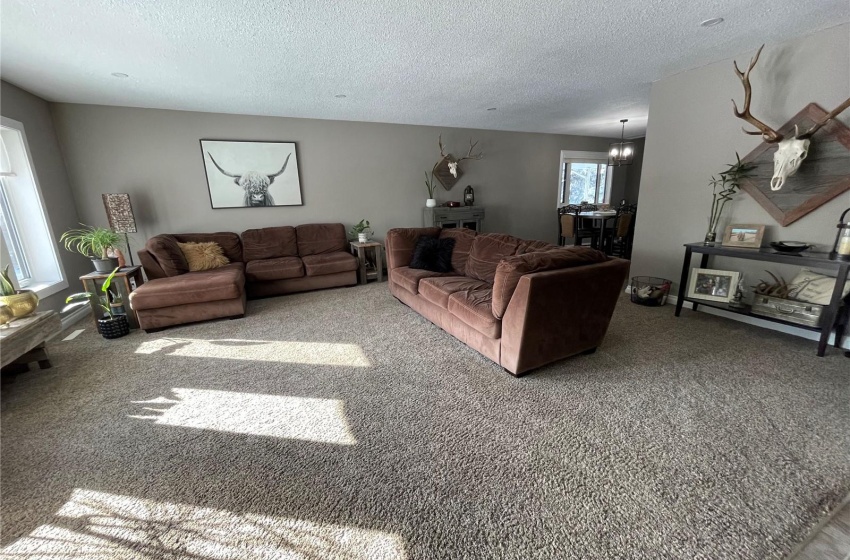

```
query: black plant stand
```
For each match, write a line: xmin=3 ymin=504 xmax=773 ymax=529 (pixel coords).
xmin=674 ymin=242 xmax=849 ymax=357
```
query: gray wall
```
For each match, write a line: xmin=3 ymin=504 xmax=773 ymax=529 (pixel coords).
xmin=0 ymin=81 xmax=90 ymax=313
xmin=50 ymin=104 xmax=617 ymax=248
xmin=632 ymin=24 xmax=850 ymax=291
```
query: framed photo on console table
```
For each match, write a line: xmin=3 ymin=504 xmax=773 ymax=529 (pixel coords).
xmin=687 ymin=268 xmax=740 ymax=303
xmin=722 ymin=224 xmax=765 ymax=248
xmin=200 ymin=140 xmax=302 ymax=208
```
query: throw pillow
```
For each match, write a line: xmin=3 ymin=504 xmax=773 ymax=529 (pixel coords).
xmin=177 ymin=241 xmax=230 ymax=272
xmin=787 ymin=268 xmax=850 ymax=305
xmin=409 ymin=236 xmax=456 ymax=273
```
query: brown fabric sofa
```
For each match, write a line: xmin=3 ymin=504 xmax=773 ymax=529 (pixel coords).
xmin=131 ymin=224 xmax=357 ymax=331
xmin=386 ymin=227 xmax=629 ymax=376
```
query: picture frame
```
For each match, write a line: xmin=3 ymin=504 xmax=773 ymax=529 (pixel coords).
xmin=722 ymin=224 xmax=766 ymax=248
xmin=200 ymin=140 xmax=302 ymax=209
xmin=687 ymin=268 xmax=741 ymax=303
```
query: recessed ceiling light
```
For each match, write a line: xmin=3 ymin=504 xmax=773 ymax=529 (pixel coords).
xmin=111 ymin=72 xmax=129 ymax=78
xmin=334 ymin=94 xmax=347 ymax=98
xmin=487 ymin=107 xmax=497 ymax=111
xmin=700 ymin=17 xmax=724 ymax=27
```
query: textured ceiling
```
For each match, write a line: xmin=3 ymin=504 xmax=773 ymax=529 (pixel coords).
xmin=1 ymin=0 xmax=848 ymax=137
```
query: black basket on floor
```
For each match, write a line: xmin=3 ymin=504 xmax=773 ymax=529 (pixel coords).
xmin=630 ymin=276 xmax=672 ymax=307
xmin=97 ymin=314 xmax=130 ymax=339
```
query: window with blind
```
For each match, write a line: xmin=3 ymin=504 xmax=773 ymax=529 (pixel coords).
xmin=557 ymin=151 xmax=611 ymax=206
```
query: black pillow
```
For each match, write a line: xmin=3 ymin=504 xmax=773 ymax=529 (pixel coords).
xmin=410 ymin=236 xmax=456 ymax=273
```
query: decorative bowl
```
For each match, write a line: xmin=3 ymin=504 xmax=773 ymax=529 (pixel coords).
xmin=445 ymin=201 xmax=461 ymax=207
xmin=0 ymin=290 xmax=39 ymax=318
xmin=770 ymin=241 xmax=810 ymax=254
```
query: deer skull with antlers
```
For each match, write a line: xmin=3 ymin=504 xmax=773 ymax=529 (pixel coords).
xmin=433 ymin=135 xmax=484 ymax=189
xmin=732 ymin=44 xmax=850 ymax=191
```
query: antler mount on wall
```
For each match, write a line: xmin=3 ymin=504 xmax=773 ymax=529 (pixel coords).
xmin=731 ymin=44 xmax=850 ymax=226
xmin=433 ymin=135 xmax=483 ymax=190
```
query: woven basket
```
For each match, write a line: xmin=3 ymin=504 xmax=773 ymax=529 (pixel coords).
xmin=97 ymin=314 xmax=130 ymax=339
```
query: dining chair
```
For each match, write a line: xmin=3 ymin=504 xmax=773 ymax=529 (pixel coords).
xmin=605 ymin=212 xmax=635 ymax=258
xmin=559 ymin=208 xmax=598 ymax=247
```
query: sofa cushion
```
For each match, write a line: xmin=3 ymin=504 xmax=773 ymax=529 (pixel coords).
xmin=391 ymin=266 xmax=453 ymax=295
xmin=178 ymin=241 xmax=230 ymax=272
xmin=245 ymin=256 xmax=304 ymax=282
xmin=242 ymin=226 xmax=298 ymax=261
xmin=419 ymin=276 xmax=491 ymax=309
xmin=302 ymin=252 xmax=358 ymax=276
xmin=129 ymin=262 xmax=245 ymax=311
xmin=385 ymin=228 xmax=441 ymax=270
xmin=448 ymin=288 xmax=501 ymax=339
xmin=410 ymin=236 xmax=455 ymax=273
xmin=173 ymin=233 xmax=243 ymax=263
xmin=516 ymin=239 xmax=559 ymax=254
xmin=439 ymin=228 xmax=477 ymax=273
xmin=146 ymin=235 xmax=189 ymax=277
xmin=465 ymin=233 xmax=522 ymax=283
xmin=296 ymin=223 xmax=347 ymax=256
xmin=492 ymin=246 xmax=608 ymax=318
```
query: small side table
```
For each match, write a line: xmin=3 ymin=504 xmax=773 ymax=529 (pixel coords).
xmin=349 ymin=241 xmax=384 ymax=285
xmin=80 ymin=266 xmax=145 ymax=329
xmin=0 ymin=311 xmax=61 ymax=370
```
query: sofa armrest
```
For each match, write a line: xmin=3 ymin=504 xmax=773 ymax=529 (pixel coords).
xmin=385 ymin=227 xmax=441 ymax=271
xmin=500 ymin=258 xmax=629 ymax=375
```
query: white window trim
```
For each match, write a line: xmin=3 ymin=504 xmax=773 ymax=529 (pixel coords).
xmin=557 ymin=150 xmax=613 ymax=207
xmin=0 ymin=116 xmax=68 ymax=299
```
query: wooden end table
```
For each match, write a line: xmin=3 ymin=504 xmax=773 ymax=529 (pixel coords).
xmin=80 ymin=266 xmax=145 ymax=329
xmin=0 ymin=311 xmax=61 ymax=370
xmin=349 ymin=241 xmax=384 ymax=285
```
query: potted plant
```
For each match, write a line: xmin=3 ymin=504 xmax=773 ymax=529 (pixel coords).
xmin=705 ymin=154 xmax=755 ymax=244
xmin=63 ymin=267 xmax=130 ymax=339
xmin=60 ymin=224 xmax=123 ymax=272
xmin=0 ymin=264 xmax=39 ymax=319
xmin=349 ymin=219 xmax=373 ymax=242
xmin=425 ymin=171 xmax=437 ymax=208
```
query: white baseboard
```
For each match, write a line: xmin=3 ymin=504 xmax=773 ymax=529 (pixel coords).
xmin=624 ymin=286 xmax=850 ymax=351
xmin=60 ymin=306 xmax=92 ymax=331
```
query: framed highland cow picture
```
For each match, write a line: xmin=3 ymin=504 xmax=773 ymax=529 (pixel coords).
xmin=200 ymin=140 xmax=302 ymax=208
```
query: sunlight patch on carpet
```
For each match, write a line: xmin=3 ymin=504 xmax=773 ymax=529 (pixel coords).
xmin=134 ymin=337 xmax=371 ymax=367
xmin=129 ymin=388 xmax=358 ymax=445
xmin=1 ymin=488 xmax=407 ymax=559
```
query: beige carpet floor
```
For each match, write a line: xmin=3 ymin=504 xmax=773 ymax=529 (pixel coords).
xmin=1 ymin=283 xmax=849 ymax=559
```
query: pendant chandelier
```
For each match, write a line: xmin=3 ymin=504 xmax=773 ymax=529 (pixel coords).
xmin=608 ymin=119 xmax=635 ymax=166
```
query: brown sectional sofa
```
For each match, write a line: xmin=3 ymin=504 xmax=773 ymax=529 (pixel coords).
xmin=385 ymin=227 xmax=629 ymax=376
xmin=131 ymin=223 xmax=357 ymax=331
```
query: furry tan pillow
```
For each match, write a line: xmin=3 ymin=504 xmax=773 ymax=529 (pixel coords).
xmin=177 ymin=241 xmax=229 ymax=271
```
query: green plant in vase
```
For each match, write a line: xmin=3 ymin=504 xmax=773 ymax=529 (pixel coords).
xmin=60 ymin=224 xmax=123 ymax=272
xmin=706 ymin=153 xmax=756 ymax=244
xmin=425 ymin=171 xmax=437 ymax=208
xmin=63 ymin=267 xmax=130 ymax=339
xmin=349 ymin=219 xmax=373 ymax=242
xmin=0 ymin=264 xmax=39 ymax=320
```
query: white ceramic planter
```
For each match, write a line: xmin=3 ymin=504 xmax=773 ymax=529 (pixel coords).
xmin=426 ymin=199 xmax=437 ymax=208
xmin=358 ymin=233 xmax=368 ymax=243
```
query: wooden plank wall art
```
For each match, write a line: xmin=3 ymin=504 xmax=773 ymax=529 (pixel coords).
xmin=738 ymin=104 xmax=850 ymax=226
xmin=730 ymin=45 xmax=850 ymax=226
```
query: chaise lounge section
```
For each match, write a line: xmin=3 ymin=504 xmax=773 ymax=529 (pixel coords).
xmin=386 ymin=227 xmax=629 ymax=376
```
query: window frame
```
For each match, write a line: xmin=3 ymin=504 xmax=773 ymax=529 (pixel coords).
xmin=557 ymin=150 xmax=612 ymax=207
xmin=0 ymin=117 xmax=68 ymax=299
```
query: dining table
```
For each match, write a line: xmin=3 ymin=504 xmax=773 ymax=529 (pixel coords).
xmin=578 ymin=210 xmax=618 ymax=252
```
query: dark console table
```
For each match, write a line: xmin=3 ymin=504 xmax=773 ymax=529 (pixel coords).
xmin=675 ymin=242 xmax=849 ymax=356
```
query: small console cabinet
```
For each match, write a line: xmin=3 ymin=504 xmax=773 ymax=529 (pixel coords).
xmin=424 ymin=206 xmax=485 ymax=231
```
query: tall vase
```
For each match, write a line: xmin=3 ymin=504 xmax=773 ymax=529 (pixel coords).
xmin=426 ymin=199 xmax=437 ymax=208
